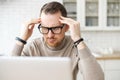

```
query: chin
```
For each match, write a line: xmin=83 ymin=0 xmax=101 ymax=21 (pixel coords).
xmin=49 ymin=43 xmax=56 ymax=47
xmin=47 ymin=42 xmax=59 ymax=47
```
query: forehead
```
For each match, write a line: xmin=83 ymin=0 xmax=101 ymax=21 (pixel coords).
xmin=40 ymin=12 xmax=62 ymax=27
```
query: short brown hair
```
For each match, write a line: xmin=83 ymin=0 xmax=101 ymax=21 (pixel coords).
xmin=40 ymin=1 xmax=67 ymax=17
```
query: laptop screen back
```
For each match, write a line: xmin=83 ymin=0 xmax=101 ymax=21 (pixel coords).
xmin=0 ymin=56 xmax=73 ymax=80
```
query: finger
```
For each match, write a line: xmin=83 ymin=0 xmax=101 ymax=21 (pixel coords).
xmin=28 ymin=24 xmax=35 ymax=30
xmin=59 ymin=17 xmax=71 ymax=25
xmin=60 ymin=16 xmax=73 ymax=21
xmin=28 ymin=18 xmax=41 ymax=25
xmin=59 ymin=16 xmax=68 ymax=24
xmin=59 ymin=16 xmax=67 ymax=20
xmin=60 ymin=16 xmax=75 ymax=24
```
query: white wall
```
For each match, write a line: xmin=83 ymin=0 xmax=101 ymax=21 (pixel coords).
xmin=0 ymin=0 xmax=62 ymax=55
xmin=82 ymin=31 xmax=120 ymax=54
xmin=0 ymin=0 xmax=120 ymax=55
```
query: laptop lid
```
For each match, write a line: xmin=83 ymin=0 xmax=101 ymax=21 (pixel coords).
xmin=0 ymin=56 xmax=73 ymax=80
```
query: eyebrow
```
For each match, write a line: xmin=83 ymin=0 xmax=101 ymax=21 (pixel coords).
xmin=41 ymin=24 xmax=64 ymax=28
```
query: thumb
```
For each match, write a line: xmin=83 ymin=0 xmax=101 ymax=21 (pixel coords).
xmin=28 ymin=24 xmax=35 ymax=30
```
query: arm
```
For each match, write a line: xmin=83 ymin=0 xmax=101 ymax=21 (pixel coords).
xmin=77 ymin=42 xmax=104 ymax=80
xmin=59 ymin=16 xmax=104 ymax=80
xmin=11 ymin=18 xmax=41 ymax=56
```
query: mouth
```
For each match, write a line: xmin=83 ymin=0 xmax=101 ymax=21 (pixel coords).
xmin=47 ymin=38 xmax=56 ymax=43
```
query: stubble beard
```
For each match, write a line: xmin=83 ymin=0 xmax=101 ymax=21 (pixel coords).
xmin=46 ymin=37 xmax=61 ymax=47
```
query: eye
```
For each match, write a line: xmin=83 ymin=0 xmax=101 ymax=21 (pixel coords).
xmin=52 ymin=27 xmax=61 ymax=31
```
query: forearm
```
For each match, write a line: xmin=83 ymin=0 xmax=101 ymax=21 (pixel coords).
xmin=11 ymin=41 xmax=24 ymax=56
xmin=77 ymin=42 xmax=104 ymax=80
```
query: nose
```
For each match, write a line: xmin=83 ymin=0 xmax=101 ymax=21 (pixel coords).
xmin=47 ymin=30 xmax=55 ymax=38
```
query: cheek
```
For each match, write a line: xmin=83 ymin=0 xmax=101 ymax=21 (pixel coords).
xmin=43 ymin=31 xmax=65 ymax=41
xmin=57 ymin=28 xmax=66 ymax=39
xmin=57 ymin=33 xmax=65 ymax=40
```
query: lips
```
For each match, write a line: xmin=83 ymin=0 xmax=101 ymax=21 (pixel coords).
xmin=47 ymin=38 xmax=56 ymax=43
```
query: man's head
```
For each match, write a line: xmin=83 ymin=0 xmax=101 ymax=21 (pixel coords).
xmin=39 ymin=1 xmax=69 ymax=47
xmin=40 ymin=1 xmax=67 ymax=17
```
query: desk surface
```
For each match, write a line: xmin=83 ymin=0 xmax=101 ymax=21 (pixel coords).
xmin=96 ymin=53 xmax=120 ymax=60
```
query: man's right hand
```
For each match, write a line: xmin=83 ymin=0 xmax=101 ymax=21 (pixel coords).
xmin=20 ymin=18 xmax=41 ymax=41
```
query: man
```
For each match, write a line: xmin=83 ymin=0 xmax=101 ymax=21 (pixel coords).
xmin=11 ymin=1 xmax=104 ymax=80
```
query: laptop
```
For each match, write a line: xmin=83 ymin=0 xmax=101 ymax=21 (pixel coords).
xmin=0 ymin=56 xmax=73 ymax=80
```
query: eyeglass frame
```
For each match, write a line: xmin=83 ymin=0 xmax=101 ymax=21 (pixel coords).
xmin=38 ymin=24 xmax=65 ymax=34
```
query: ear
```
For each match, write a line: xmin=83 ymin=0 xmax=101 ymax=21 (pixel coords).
xmin=64 ymin=24 xmax=69 ymax=32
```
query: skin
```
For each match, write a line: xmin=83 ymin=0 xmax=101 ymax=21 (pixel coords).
xmin=17 ymin=11 xmax=86 ymax=49
xmin=40 ymin=12 xmax=68 ymax=47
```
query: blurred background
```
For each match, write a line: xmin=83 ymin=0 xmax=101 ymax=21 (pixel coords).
xmin=0 ymin=0 xmax=120 ymax=80
xmin=0 ymin=0 xmax=120 ymax=55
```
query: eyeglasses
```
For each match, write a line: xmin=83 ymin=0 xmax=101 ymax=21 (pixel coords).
xmin=38 ymin=24 xmax=65 ymax=34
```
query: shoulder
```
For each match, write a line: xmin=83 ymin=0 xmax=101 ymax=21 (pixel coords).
xmin=31 ymin=37 xmax=43 ymax=43
xmin=25 ymin=37 xmax=43 ymax=48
